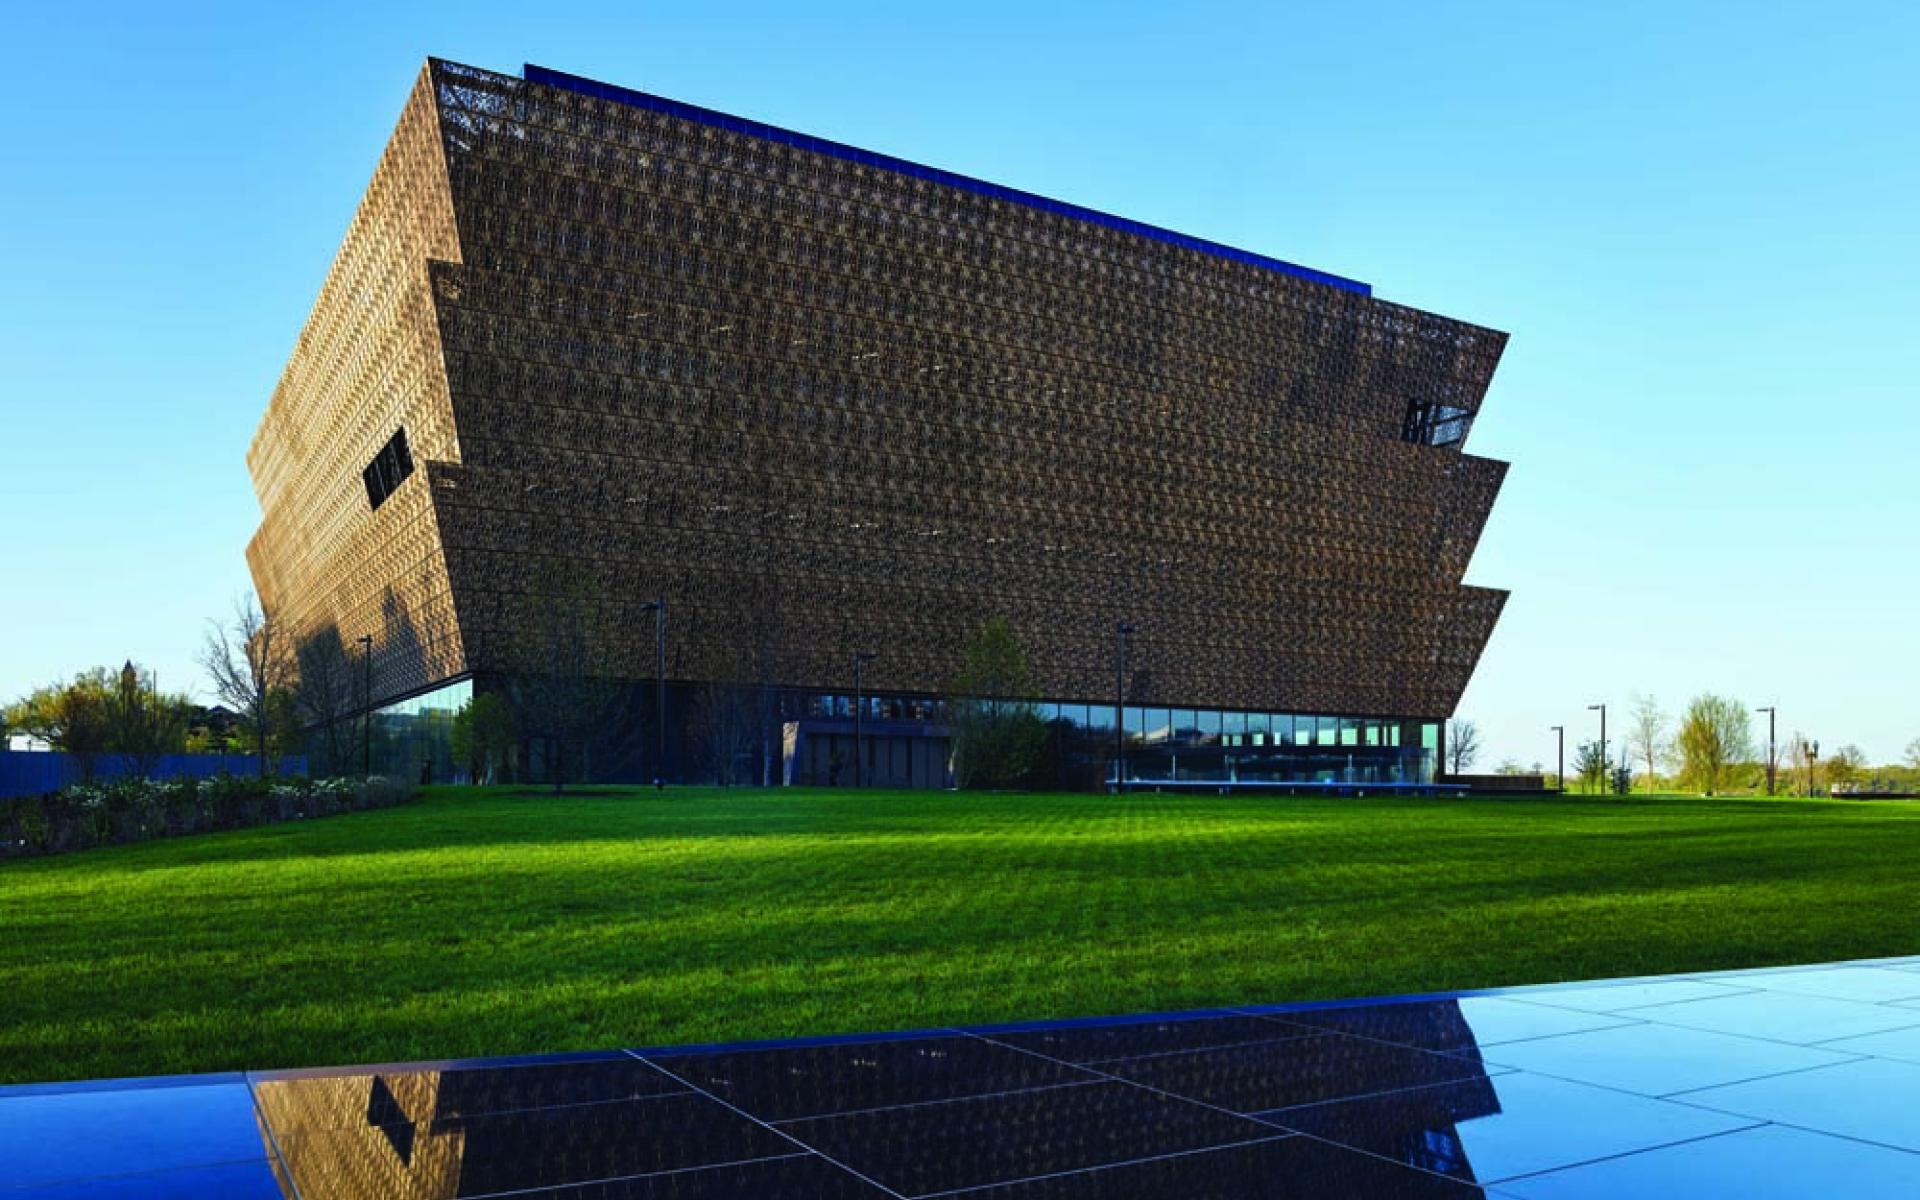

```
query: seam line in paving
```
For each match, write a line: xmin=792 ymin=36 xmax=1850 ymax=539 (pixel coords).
xmin=952 ymin=1021 xmax=1374 ymax=1128
xmin=260 ymin=1084 xmax=704 ymax=1138
xmin=1576 ymin=990 xmax=1877 ymax=1018
xmin=911 ymin=1134 xmax=1296 ymax=1199
xmin=1752 ymin=988 xmax=1920 ymax=1006
xmin=1490 ymin=987 xmax=1760 ymax=1017
xmin=0 ymin=1073 xmax=251 ymax=1101
xmin=1648 ymin=1054 xmax=1877 ymax=1099
xmin=1237 ymin=1069 xmax=1519 ymax=1125
xmin=243 ymin=1077 xmax=305 ymax=1200
xmin=1228 ymin=1005 xmax=1653 ymax=1058
xmin=1806 ymin=1021 xmax=1920 ymax=1046
xmin=1606 ymin=1098 xmax=1920 ymax=1161
xmin=1542 ymin=996 xmax=1920 ymax=1051
xmin=1444 ymin=1059 xmax=1862 ymax=1110
xmin=1070 ymin=1030 xmax=1327 ymax=1068
xmin=958 ymin=1029 xmax=1281 ymax=1125
xmin=242 ymin=1050 xmax=632 ymax=1085
xmin=1257 ymin=1087 xmax=1769 ymax=1189
xmin=1470 ymin=1120 xmax=1772 ymax=1187
xmin=1672 ymin=1018 xmax=1920 ymax=1049
xmin=628 ymin=1049 xmax=910 ymax=1200
xmin=767 ymin=1077 xmax=1106 ymax=1125
xmin=1275 ymin=1122 xmax=1756 ymax=1192
xmin=450 ymin=1151 xmax=819 ymax=1200
xmin=1228 ymin=1007 xmax=1537 ymax=1064
xmin=0 ymin=1155 xmax=281 ymax=1198
xmin=1274 ymin=1128 xmax=1511 ymax=1189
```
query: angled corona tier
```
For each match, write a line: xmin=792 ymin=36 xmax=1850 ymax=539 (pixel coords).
xmin=246 ymin=58 xmax=1511 ymax=788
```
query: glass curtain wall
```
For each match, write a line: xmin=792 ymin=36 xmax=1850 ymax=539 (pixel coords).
xmin=781 ymin=689 xmax=1439 ymax=789
xmin=368 ymin=677 xmax=472 ymax=785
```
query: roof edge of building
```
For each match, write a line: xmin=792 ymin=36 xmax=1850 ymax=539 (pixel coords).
xmin=517 ymin=61 xmax=1373 ymax=299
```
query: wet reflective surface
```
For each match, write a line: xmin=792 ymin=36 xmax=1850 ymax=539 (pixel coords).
xmin=649 ymin=1032 xmax=1087 ymax=1121
xmin=1264 ymin=1071 xmax=1756 ymax=1183
xmin=9 ymin=956 xmax=1920 ymax=1196
xmin=1276 ymin=995 xmax=1637 ymax=1057
xmin=0 ymin=1077 xmax=268 ymax=1190
xmin=977 ymin=1010 xmax=1313 ymax=1064
xmin=1093 ymin=1030 xmax=1495 ymax=1112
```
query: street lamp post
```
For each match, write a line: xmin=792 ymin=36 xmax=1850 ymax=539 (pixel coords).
xmin=1114 ymin=622 xmax=1137 ymax=793
xmin=1588 ymin=703 xmax=1607 ymax=794
xmin=851 ymin=651 xmax=877 ymax=788
xmin=640 ymin=598 xmax=666 ymax=788
xmin=1550 ymin=725 xmax=1565 ymax=793
xmin=1757 ymin=706 xmax=1777 ymax=795
xmin=357 ymin=634 xmax=374 ymax=780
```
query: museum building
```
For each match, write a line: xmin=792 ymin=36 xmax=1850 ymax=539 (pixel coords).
xmin=244 ymin=58 xmax=1512 ymax=789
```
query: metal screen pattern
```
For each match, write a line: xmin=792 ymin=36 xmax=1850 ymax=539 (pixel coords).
xmin=247 ymin=58 xmax=1510 ymax=722
xmin=246 ymin=68 xmax=467 ymax=702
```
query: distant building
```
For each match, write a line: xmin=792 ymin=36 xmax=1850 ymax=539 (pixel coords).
xmin=245 ymin=59 xmax=1511 ymax=789
xmin=189 ymin=704 xmax=241 ymax=737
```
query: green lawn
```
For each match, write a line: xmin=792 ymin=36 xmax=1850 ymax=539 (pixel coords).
xmin=4 ymin=785 xmax=1919 ymax=1085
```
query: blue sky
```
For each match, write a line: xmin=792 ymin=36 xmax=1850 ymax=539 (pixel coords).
xmin=2 ymin=1 xmax=1916 ymax=768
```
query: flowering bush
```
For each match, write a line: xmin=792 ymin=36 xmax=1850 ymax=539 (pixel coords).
xmin=0 ymin=774 xmax=415 ymax=860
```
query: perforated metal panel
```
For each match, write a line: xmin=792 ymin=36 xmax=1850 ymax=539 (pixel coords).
xmin=247 ymin=58 xmax=1511 ymax=724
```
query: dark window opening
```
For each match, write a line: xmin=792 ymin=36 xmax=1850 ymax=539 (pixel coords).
xmin=363 ymin=427 xmax=415 ymax=511
xmin=1403 ymin=402 xmax=1472 ymax=448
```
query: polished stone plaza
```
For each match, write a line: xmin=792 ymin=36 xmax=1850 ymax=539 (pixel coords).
xmin=10 ymin=957 xmax=1920 ymax=1197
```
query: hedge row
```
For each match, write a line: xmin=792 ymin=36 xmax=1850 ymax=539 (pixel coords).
xmin=0 ymin=774 xmax=415 ymax=860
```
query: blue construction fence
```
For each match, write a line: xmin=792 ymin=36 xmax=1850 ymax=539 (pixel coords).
xmin=0 ymin=751 xmax=310 ymax=799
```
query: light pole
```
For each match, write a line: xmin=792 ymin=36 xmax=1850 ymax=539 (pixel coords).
xmin=1756 ymin=706 xmax=1777 ymax=795
xmin=1550 ymin=725 xmax=1565 ymax=793
xmin=1588 ymin=703 xmax=1606 ymax=794
xmin=640 ymin=597 xmax=666 ymax=788
xmin=357 ymin=634 xmax=374 ymax=780
xmin=1807 ymin=738 xmax=1820 ymax=796
xmin=1114 ymin=622 xmax=1137 ymax=793
xmin=851 ymin=651 xmax=877 ymax=788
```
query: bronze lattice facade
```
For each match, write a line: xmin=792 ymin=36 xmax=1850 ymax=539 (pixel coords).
xmin=246 ymin=58 xmax=1510 ymax=787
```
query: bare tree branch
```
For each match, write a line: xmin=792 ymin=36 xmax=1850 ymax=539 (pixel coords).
xmin=1445 ymin=718 xmax=1482 ymax=775
xmin=1626 ymin=694 xmax=1669 ymax=794
xmin=197 ymin=593 xmax=296 ymax=778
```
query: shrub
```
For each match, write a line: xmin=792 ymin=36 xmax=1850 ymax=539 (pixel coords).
xmin=1 ymin=795 xmax=52 ymax=855
xmin=0 ymin=773 xmax=416 ymax=861
xmin=357 ymin=776 xmax=409 ymax=809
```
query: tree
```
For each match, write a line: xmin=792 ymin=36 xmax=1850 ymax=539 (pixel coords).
xmin=1827 ymin=744 xmax=1867 ymax=789
xmin=1781 ymin=731 xmax=1817 ymax=795
xmin=947 ymin=618 xmax=1045 ymax=790
xmin=198 ymin=594 xmax=297 ymax=778
xmin=449 ymin=692 xmax=515 ymax=785
xmin=106 ymin=661 xmax=189 ymax=778
xmin=478 ymin=694 xmax=511 ymax=784
xmin=1625 ymin=694 xmax=1668 ymax=794
xmin=1675 ymin=693 xmax=1753 ymax=796
xmin=5 ymin=673 xmax=113 ymax=780
xmin=689 ymin=682 xmax=760 ymax=786
xmin=1572 ymin=739 xmax=1608 ymax=794
xmin=509 ymin=569 xmax=619 ymax=792
xmin=1904 ymin=737 xmax=1920 ymax=771
xmin=1610 ymin=760 xmax=1635 ymax=795
xmin=293 ymin=631 xmax=359 ymax=777
xmin=1445 ymin=719 xmax=1482 ymax=775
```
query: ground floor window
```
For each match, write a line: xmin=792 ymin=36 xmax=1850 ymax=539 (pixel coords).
xmin=365 ymin=677 xmax=471 ymax=785
xmin=778 ymin=688 xmax=1439 ymax=790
